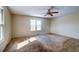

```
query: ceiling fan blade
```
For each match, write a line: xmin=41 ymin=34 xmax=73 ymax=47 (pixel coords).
xmin=50 ymin=14 xmax=53 ymax=16
xmin=51 ymin=12 xmax=59 ymax=13
xmin=49 ymin=13 xmax=53 ymax=16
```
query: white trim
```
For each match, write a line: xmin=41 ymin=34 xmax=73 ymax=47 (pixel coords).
xmin=52 ymin=32 xmax=79 ymax=39
xmin=0 ymin=27 xmax=2 ymax=40
xmin=30 ymin=19 xmax=42 ymax=31
xmin=0 ymin=7 xmax=4 ymax=41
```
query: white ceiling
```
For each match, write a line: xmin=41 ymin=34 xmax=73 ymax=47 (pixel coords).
xmin=8 ymin=6 xmax=79 ymax=18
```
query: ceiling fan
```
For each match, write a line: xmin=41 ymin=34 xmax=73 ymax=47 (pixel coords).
xmin=44 ymin=6 xmax=59 ymax=16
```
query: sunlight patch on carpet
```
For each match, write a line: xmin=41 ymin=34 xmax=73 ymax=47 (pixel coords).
xmin=17 ymin=37 xmax=37 ymax=49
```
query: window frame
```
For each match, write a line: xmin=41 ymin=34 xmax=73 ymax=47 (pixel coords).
xmin=30 ymin=19 xmax=36 ymax=31
xmin=30 ymin=19 xmax=42 ymax=31
xmin=36 ymin=20 xmax=42 ymax=31
xmin=0 ymin=8 xmax=4 ymax=40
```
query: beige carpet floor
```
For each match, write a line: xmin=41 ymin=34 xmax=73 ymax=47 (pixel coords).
xmin=4 ymin=34 xmax=79 ymax=52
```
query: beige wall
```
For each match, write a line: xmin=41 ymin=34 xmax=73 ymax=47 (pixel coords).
xmin=50 ymin=13 xmax=79 ymax=39
xmin=12 ymin=15 xmax=50 ymax=38
xmin=0 ymin=7 xmax=11 ymax=51
xmin=0 ymin=6 xmax=79 ymax=51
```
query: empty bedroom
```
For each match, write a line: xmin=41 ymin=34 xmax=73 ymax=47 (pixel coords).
xmin=0 ymin=6 xmax=79 ymax=52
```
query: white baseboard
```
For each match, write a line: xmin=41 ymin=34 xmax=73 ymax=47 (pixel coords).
xmin=52 ymin=32 xmax=79 ymax=39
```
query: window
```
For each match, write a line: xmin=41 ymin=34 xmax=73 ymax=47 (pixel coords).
xmin=30 ymin=20 xmax=36 ymax=31
xmin=36 ymin=20 xmax=41 ymax=30
xmin=0 ymin=8 xmax=3 ymax=40
xmin=30 ymin=20 xmax=42 ymax=31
